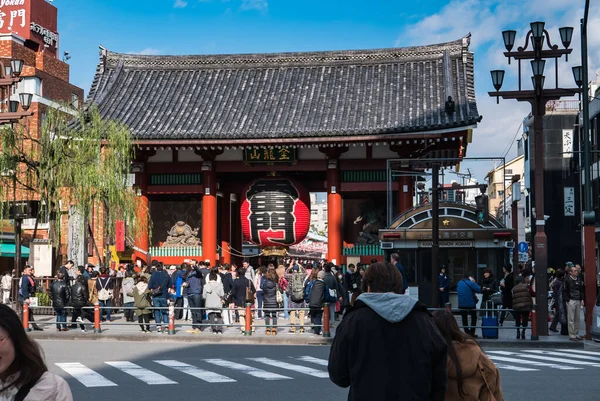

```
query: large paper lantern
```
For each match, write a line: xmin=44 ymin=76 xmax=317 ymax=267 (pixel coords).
xmin=241 ymin=176 xmax=311 ymax=256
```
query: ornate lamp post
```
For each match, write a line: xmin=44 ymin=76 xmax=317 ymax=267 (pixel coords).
xmin=0 ymin=58 xmax=34 ymax=305
xmin=0 ymin=59 xmax=34 ymax=123
xmin=489 ymin=21 xmax=581 ymax=337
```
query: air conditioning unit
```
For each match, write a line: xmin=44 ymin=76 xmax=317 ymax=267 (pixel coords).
xmin=504 ymin=241 xmax=515 ymax=249
xmin=380 ymin=242 xmax=394 ymax=249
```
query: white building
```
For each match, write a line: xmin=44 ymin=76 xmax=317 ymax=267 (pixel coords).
xmin=310 ymin=193 xmax=328 ymax=235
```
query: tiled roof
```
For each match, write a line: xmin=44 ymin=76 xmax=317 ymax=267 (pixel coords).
xmin=86 ymin=36 xmax=481 ymax=140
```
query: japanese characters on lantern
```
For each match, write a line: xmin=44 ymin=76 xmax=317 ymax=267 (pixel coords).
xmin=240 ymin=177 xmax=310 ymax=248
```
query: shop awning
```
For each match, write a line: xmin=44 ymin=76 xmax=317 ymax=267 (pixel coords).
xmin=0 ymin=243 xmax=30 ymax=258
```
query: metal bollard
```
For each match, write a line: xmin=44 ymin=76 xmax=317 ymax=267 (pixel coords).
xmin=244 ymin=303 xmax=252 ymax=336
xmin=530 ymin=304 xmax=538 ymax=340
xmin=94 ymin=304 xmax=101 ymax=333
xmin=445 ymin=302 xmax=452 ymax=312
xmin=168 ymin=303 xmax=175 ymax=335
xmin=22 ymin=303 xmax=30 ymax=331
xmin=322 ymin=303 xmax=331 ymax=338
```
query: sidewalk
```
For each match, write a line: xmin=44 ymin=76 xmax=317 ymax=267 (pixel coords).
xmin=27 ymin=311 xmax=584 ymax=348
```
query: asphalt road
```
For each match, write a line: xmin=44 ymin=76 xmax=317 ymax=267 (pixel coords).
xmin=38 ymin=340 xmax=600 ymax=401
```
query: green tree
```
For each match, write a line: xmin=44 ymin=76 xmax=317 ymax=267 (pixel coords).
xmin=0 ymin=105 xmax=141 ymax=266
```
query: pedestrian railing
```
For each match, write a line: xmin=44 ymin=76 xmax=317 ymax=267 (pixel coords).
xmin=20 ymin=302 xmax=333 ymax=338
xmin=20 ymin=300 xmax=544 ymax=341
xmin=432 ymin=302 xmax=540 ymax=340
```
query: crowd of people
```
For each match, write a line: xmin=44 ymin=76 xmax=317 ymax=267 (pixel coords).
xmin=448 ymin=260 xmax=588 ymax=341
xmin=9 ymin=258 xmax=374 ymax=336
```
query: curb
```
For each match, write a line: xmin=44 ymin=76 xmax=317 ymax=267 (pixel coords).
xmin=477 ymin=339 xmax=585 ymax=349
xmin=28 ymin=332 xmax=334 ymax=346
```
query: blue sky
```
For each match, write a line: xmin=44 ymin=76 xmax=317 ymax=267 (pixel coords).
xmin=57 ymin=0 xmax=598 ymax=177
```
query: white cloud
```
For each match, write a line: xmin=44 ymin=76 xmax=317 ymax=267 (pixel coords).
xmin=240 ymin=0 xmax=268 ymax=11
xmin=397 ymin=0 xmax=599 ymax=179
xmin=173 ymin=0 xmax=188 ymax=8
xmin=128 ymin=48 xmax=161 ymax=55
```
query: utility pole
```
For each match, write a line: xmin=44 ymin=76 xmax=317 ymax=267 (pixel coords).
xmin=511 ymin=175 xmax=521 ymax=276
xmin=431 ymin=163 xmax=440 ymax=308
xmin=579 ymin=0 xmax=597 ymax=340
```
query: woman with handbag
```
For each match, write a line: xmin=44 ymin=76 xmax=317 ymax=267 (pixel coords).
xmin=433 ymin=310 xmax=503 ymax=401
xmin=261 ymin=269 xmax=280 ymax=335
xmin=132 ymin=276 xmax=152 ymax=333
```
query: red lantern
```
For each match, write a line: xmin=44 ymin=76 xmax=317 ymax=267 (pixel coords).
xmin=241 ymin=177 xmax=310 ymax=255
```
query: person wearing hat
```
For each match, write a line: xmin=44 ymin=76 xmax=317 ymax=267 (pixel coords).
xmin=308 ymin=270 xmax=326 ymax=335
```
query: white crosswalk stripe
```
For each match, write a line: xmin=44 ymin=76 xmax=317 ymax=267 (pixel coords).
xmin=487 ymin=351 xmax=600 ymax=368
xmin=203 ymin=358 xmax=292 ymax=380
xmin=56 ymin=363 xmax=118 ymax=388
xmin=522 ymin=350 xmax=600 ymax=362
xmin=487 ymin=355 xmax=582 ymax=370
xmin=56 ymin=350 xmax=600 ymax=388
xmin=105 ymin=361 xmax=178 ymax=385
xmin=154 ymin=360 xmax=236 ymax=383
xmin=248 ymin=357 xmax=329 ymax=378
xmin=294 ymin=356 xmax=329 ymax=366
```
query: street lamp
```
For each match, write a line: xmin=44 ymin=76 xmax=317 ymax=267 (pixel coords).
xmin=0 ymin=59 xmax=34 ymax=123
xmin=489 ymin=21 xmax=581 ymax=338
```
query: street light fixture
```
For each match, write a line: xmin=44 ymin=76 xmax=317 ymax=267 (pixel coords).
xmin=489 ymin=21 xmax=580 ymax=338
xmin=0 ymin=59 xmax=33 ymax=123
xmin=572 ymin=66 xmax=583 ymax=87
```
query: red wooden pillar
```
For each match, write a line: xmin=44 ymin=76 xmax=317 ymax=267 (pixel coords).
xmin=134 ymin=170 xmax=149 ymax=264
xmin=327 ymin=159 xmax=342 ymax=265
xmin=221 ymin=193 xmax=232 ymax=265
xmin=398 ymin=174 xmax=413 ymax=215
xmin=202 ymin=161 xmax=217 ymax=267
xmin=231 ymin=193 xmax=243 ymax=266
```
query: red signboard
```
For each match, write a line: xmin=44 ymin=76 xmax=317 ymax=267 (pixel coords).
xmin=115 ymin=220 xmax=125 ymax=252
xmin=0 ymin=0 xmax=58 ymax=56
xmin=240 ymin=177 xmax=310 ymax=248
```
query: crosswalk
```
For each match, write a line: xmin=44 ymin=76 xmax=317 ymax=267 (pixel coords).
xmin=55 ymin=356 xmax=330 ymax=387
xmin=486 ymin=349 xmax=600 ymax=372
xmin=54 ymin=349 xmax=600 ymax=387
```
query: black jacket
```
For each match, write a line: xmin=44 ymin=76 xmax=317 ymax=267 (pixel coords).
xmin=563 ymin=275 xmax=584 ymax=302
xmin=221 ymin=273 xmax=233 ymax=294
xmin=261 ymin=279 xmax=279 ymax=308
xmin=480 ymin=276 xmax=498 ymax=302
xmin=501 ymin=273 xmax=514 ymax=308
xmin=329 ymin=296 xmax=447 ymax=401
xmin=308 ymin=280 xmax=325 ymax=308
xmin=50 ymin=279 xmax=70 ymax=309
xmin=230 ymin=277 xmax=256 ymax=307
xmin=70 ymin=281 xmax=89 ymax=308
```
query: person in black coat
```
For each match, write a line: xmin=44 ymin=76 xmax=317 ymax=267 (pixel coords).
xmin=308 ymin=270 xmax=326 ymax=335
xmin=479 ymin=268 xmax=498 ymax=304
xmin=50 ymin=273 xmax=71 ymax=331
xmin=70 ymin=275 xmax=92 ymax=332
xmin=499 ymin=265 xmax=515 ymax=326
xmin=261 ymin=269 xmax=280 ymax=335
xmin=230 ymin=266 xmax=256 ymax=333
xmin=438 ymin=266 xmax=450 ymax=307
xmin=328 ymin=262 xmax=447 ymax=401
xmin=18 ymin=265 xmax=42 ymax=331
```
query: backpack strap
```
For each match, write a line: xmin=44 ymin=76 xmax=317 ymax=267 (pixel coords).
xmin=14 ymin=374 xmax=43 ymax=401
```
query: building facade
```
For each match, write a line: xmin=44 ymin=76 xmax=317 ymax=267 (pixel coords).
xmin=0 ymin=0 xmax=84 ymax=274
xmin=523 ymin=101 xmax=581 ymax=270
xmin=85 ymin=36 xmax=481 ymax=269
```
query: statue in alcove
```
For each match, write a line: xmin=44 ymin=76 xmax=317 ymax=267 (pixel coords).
xmin=163 ymin=221 xmax=201 ymax=247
